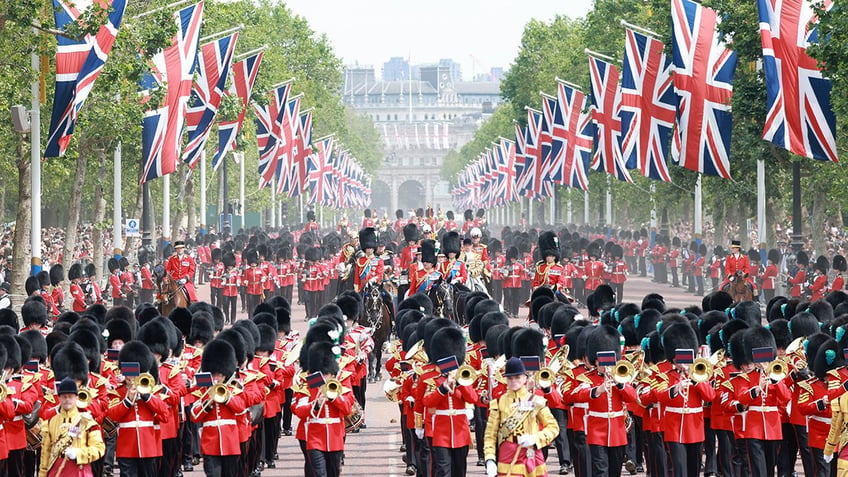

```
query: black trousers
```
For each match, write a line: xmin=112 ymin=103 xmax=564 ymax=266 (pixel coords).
xmin=299 ymin=439 xmax=316 ymax=477
xmin=117 ymin=457 xmax=159 ymax=477
xmin=810 ymin=447 xmax=831 ymax=477
xmin=24 ymin=448 xmax=38 ymax=477
xmin=703 ymin=418 xmax=717 ymax=476
xmin=742 ymin=438 xmax=778 ymax=477
xmin=762 ymin=288 xmax=775 ymax=304
xmin=202 ymin=454 xmax=239 ymax=477
xmin=211 ymin=287 xmax=223 ymax=309
xmin=590 ymin=444 xmax=624 ymax=477
xmin=247 ymin=293 xmax=262 ymax=318
xmin=306 ymin=449 xmax=343 ymax=477
xmin=646 ymin=431 xmax=667 ymax=477
xmin=430 ymin=445 xmax=468 ymax=477
xmin=715 ymin=429 xmax=734 ymax=477
xmin=639 ymin=256 xmax=646 ymax=276
xmin=416 ymin=433 xmax=431 ymax=477
xmin=159 ymin=437 xmax=181 ymax=477
xmin=282 ymin=388 xmax=294 ymax=431
xmin=403 ymin=427 xmax=417 ymax=471
xmin=139 ymin=288 xmax=154 ymax=305
xmin=264 ymin=414 xmax=280 ymax=462
xmin=7 ymin=448 xmax=24 ymax=477
xmin=665 ymin=441 xmax=702 ymax=477
xmin=222 ymin=296 xmax=237 ymax=324
xmin=671 ymin=265 xmax=679 ymax=287
xmin=473 ymin=406 xmax=487 ymax=460
xmin=491 ymin=280 xmax=503 ymax=305
xmin=612 ymin=283 xmax=624 ymax=304
xmin=570 ymin=430 xmax=590 ymax=477
xmin=113 ymin=296 xmax=125 ymax=307
xmin=791 ymin=423 xmax=814 ymax=477
xmin=551 ymin=408 xmax=571 ymax=466
xmin=503 ymin=287 xmax=522 ymax=316
xmin=625 ymin=414 xmax=643 ymax=466
xmin=282 ymin=285 xmax=293 ymax=305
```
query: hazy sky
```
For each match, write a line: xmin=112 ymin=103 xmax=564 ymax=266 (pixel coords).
xmin=283 ymin=0 xmax=595 ymax=79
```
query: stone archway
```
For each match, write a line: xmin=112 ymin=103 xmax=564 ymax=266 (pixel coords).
xmin=397 ymin=180 xmax=425 ymax=210
xmin=371 ymin=180 xmax=391 ymax=212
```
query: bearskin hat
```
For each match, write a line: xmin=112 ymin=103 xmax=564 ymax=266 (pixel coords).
xmin=445 ymin=210 xmax=454 ymax=220
xmin=395 ymin=209 xmax=404 ymax=219
xmin=441 ymin=231 xmax=461 ymax=256
xmin=511 ymin=327 xmax=545 ymax=361
xmin=422 ymin=318 xmax=454 ymax=359
xmin=618 ymin=317 xmax=639 ymax=347
xmin=18 ymin=330 xmax=45 ymax=365
xmin=813 ymin=337 xmax=844 ymax=380
xmin=106 ymin=319 xmax=133 ymax=348
xmin=0 ymin=335 xmax=21 ymax=371
xmin=420 ymin=239 xmax=437 ymax=265
xmin=52 ymin=342 xmax=89 ymax=382
xmin=767 ymin=319 xmax=792 ymax=350
xmin=485 ymin=324 xmax=508 ymax=358
xmin=49 ymin=264 xmax=64 ymax=287
xmin=118 ymin=340 xmax=158 ymax=383
xmin=586 ymin=325 xmax=621 ymax=365
xmin=335 ymin=295 xmax=361 ymax=323
xmin=119 ymin=257 xmax=129 ymax=271
xmin=307 ymin=341 xmax=339 ymax=375
xmin=728 ymin=329 xmax=751 ymax=368
xmin=252 ymin=312 xmax=277 ymax=334
xmin=809 ymin=299 xmax=834 ymax=324
xmin=814 ymin=255 xmax=830 ymax=273
xmin=364 ymin=208 xmax=372 ymax=218
xmin=21 ymin=301 xmax=47 ymax=328
xmin=138 ymin=320 xmax=171 ymax=361
xmin=429 ymin=326 xmax=466 ymax=366
xmin=587 ymin=242 xmax=602 ymax=259
xmin=402 ymin=223 xmax=420 ymax=243
xmin=790 ymin=312 xmax=820 ymax=339
xmin=505 ymin=246 xmax=519 ymax=262
xmin=216 ymin=328 xmax=247 ymax=365
xmin=538 ymin=231 xmax=560 ymax=261
xmin=68 ymin=263 xmax=83 ymax=281
xmin=796 ymin=251 xmax=810 ymax=267
xmin=201 ymin=339 xmax=237 ymax=378
xmin=232 ymin=320 xmax=259 ymax=359
xmin=107 ymin=258 xmax=120 ymax=273
xmin=187 ymin=315 xmax=214 ymax=346
xmin=593 ymin=284 xmax=616 ymax=311
xmin=255 ymin=323 xmax=277 ymax=353
xmin=24 ymin=276 xmax=40 ymax=296
xmin=708 ymin=291 xmax=734 ymax=313
xmin=661 ymin=322 xmax=699 ymax=363
xmin=743 ymin=326 xmax=776 ymax=363
xmin=489 ymin=239 xmax=502 ymax=255
xmin=697 ymin=311 xmax=728 ymax=345
xmin=69 ymin=328 xmax=101 ymax=373
xmin=464 ymin=209 xmax=474 ymax=222
xmin=833 ymin=255 xmax=848 ymax=273
xmin=564 ymin=324 xmax=588 ymax=361
xmin=359 ymin=227 xmax=378 ymax=250
xmin=767 ymin=249 xmax=781 ymax=265
xmin=732 ymin=301 xmax=762 ymax=327
xmin=85 ymin=264 xmax=97 ymax=278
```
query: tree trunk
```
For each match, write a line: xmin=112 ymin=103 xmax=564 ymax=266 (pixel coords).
xmin=62 ymin=151 xmax=88 ymax=274
xmin=11 ymin=137 xmax=32 ymax=297
xmin=811 ymin=188 xmax=827 ymax=255
xmin=0 ymin=184 xmax=6 ymax=223
xmin=92 ymin=150 xmax=108 ymax=281
xmin=186 ymin=168 xmax=196 ymax=238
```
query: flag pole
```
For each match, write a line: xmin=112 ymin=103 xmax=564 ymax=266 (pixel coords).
xmin=30 ymin=48 xmax=42 ymax=276
xmin=133 ymin=0 xmax=192 ymax=19
xmin=163 ymin=174 xmax=171 ymax=242
xmin=584 ymin=190 xmax=589 ymax=225
xmin=619 ymin=20 xmax=661 ymax=39
xmin=757 ymin=159 xmax=766 ymax=247
xmin=584 ymin=49 xmax=617 ymax=63
xmin=240 ymin=151 xmax=245 ymax=230
xmin=694 ymin=173 xmax=703 ymax=241
xmin=200 ymin=150 xmax=207 ymax=233
xmin=555 ymin=77 xmax=583 ymax=91
xmin=235 ymin=45 xmax=268 ymax=61
xmin=199 ymin=24 xmax=243 ymax=43
xmin=606 ymin=175 xmax=613 ymax=235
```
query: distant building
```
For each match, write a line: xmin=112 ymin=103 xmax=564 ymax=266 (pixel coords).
xmin=382 ymin=57 xmax=409 ymax=81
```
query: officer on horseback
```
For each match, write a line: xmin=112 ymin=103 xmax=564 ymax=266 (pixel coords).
xmin=720 ymin=239 xmax=753 ymax=293
xmin=165 ymin=241 xmax=197 ymax=303
xmin=438 ymin=231 xmax=467 ymax=286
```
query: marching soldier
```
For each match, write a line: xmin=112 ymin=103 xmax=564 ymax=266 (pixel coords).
xmin=49 ymin=264 xmax=64 ymax=312
xmin=490 ymin=239 xmax=505 ymax=305
xmin=583 ymin=243 xmax=606 ymax=294
xmin=810 ymin=256 xmax=830 ymax=302
xmin=397 ymin=223 xmax=420 ymax=300
xmin=302 ymin=247 xmax=324 ymax=320
xmin=760 ymin=249 xmax=781 ymax=303
xmin=119 ymin=257 xmax=136 ymax=308
xmin=241 ymin=249 xmax=266 ymax=317
xmin=68 ymin=264 xmax=87 ymax=312
xmin=693 ymin=244 xmax=707 ymax=296
xmin=221 ymin=252 xmax=239 ymax=324
xmin=258 ymin=245 xmax=277 ymax=299
xmin=607 ymin=244 xmax=627 ymax=301
xmin=353 ymin=228 xmax=384 ymax=293
xmin=209 ymin=248 xmax=224 ymax=309
xmin=531 ymin=232 xmax=567 ymax=293
xmin=832 ymin=254 xmax=846 ymax=292
xmin=789 ymin=251 xmax=809 ymax=298
xmin=361 ymin=209 xmax=375 ymax=229
xmin=503 ymin=247 xmax=525 ymax=318
xmin=108 ymin=258 xmax=124 ymax=307
xmin=669 ymin=237 xmax=681 ymax=287
xmin=138 ymin=250 xmax=155 ymax=305
xmin=165 ymin=241 xmax=197 ymax=303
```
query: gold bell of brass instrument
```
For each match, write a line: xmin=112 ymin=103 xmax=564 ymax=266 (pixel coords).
xmin=537 ymin=367 xmax=555 ymax=389
xmin=77 ymin=387 xmax=94 ymax=409
xmin=456 ymin=365 xmax=477 ymax=387
xmin=383 ymin=378 xmax=401 ymax=402
xmin=211 ymin=383 xmax=231 ymax=404
xmin=766 ymin=359 xmax=788 ymax=382
xmin=689 ymin=358 xmax=714 ymax=383
xmin=784 ymin=336 xmax=807 ymax=369
xmin=613 ymin=359 xmax=637 ymax=384
xmin=323 ymin=379 xmax=342 ymax=400
xmin=136 ymin=372 xmax=155 ymax=395
xmin=0 ymin=383 xmax=8 ymax=401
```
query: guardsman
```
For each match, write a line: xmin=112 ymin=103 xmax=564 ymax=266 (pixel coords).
xmin=165 ymin=241 xmax=198 ymax=303
xmin=833 ymin=254 xmax=847 ymax=293
xmin=712 ymin=320 xmax=748 ymax=477
xmin=693 ymin=244 xmax=707 ymax=296
xmin=799 ymin=338 xmax=841 ymax=476
xmin=304 ymin=210 xmax=319 ymax=234
xmin=398 ymin=223 xmax=420 ymax=300
xmin=49 ymin=264 xmax=65 ymax=312
xmin=361 ymin=208 xmax=376 ymax=229
xmin=108 ymin=258 xmax=124 ymax=307
xmin=709 ymin=247 xmax=724 ymax=292
xmin=393 ymin=209 xmax=408 ymax=234
xmin=461 ymin=209 xmax=475 ymax=235
xmin=483 ymin=356 xmax=559 ymax=477
xmin=68 ymin=263 xmax=87 ymax=312
xmin=490 ymin=239 xmax=505 ymax=305
xmin=120 ymin=257 xmax=136 ymax=308
xmin=408 ymin=240 xmax=439 ymax=297
xmin=209 ymin=248 xmax=224 ymax=309
xmin=669 ymin=237 xmax=681 ymax=287
xmin=583 ymin=242 xmax=606 ymax=294
xmin=353 ymin=227 xmax=384 ymax=294
xmin=656 ymin=324 xmax=715 ymax=477
xmin=279 ymin=246 xmax=296 ymax=304
xmin=810 ymin=255 xmax=830 ymax=302
xmin=241 ymin=249 xmax=266 ymax=317
xmin=650 ymin=237 xmax=668 ymax=284
xmin=1 ymin=335 xmax=37 ymax=476
xmin=36 ymin=271 xmax=60 ymax=318
xmin=531 ymin=232 xmax=567 ymax=293
xmin=219 ymin=252 xmax=238 ymax=324
xmin=503 ymin=247 xmax=525 ymax=318
xmin=424 ymin=327 xmax=480 ymax=476
xmin=788 ymin=251 xmax=809 ymax=298
xmin=760 ymin=249 xmax=780 ymax=303
xmin=38 ymin=378 xmax=105 ymax=477
xmin=721 ymin=240 xmax=751 ymax=290
xmin=443 ymin=210 xmax=458 ymax=232
xmin=258 ymin=245 xmax=277 ymax=299
xmin=438 ymin=231 xmax=467 ymax=286
xmin=138 ymin=250 xmax=155 ymax=305
xmin=607 ymin=244 xmax=627 ymax=301
xmin=302 ymin=247 xmax=324 ymax=320
xmin=293 ymin=341 xmax=355 ymax=477
xmin=574 ymin=326 xmax=638 ymax=477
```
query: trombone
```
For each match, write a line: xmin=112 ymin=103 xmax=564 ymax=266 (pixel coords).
xmin=321 ymin=378 xmax=342 ymax=400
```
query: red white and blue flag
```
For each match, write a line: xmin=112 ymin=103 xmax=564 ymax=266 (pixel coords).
xmin=587 ymin=57 xmax=632 ymax=182
xmin=212 ymin=51 xmax=264 ymax=169
xmin=757 ymin=0 xmax=837 ymax=162
xmin=140 ymin=2 xmax=204 ymax=184
xmin=496 ymin=137 xmax=518 ymax=204
xmin=182 ymin=32 xmax=238 ymax=169
xmin=308 ymin=135 xmax=335 ymax=206
xmin=275 ymin=94 xmax=303 ymax=195
xmin=287 ymin=109 xmax=314 ymax=197
xmin=550 ymin=80 xmax=593 ymax=191
xmin=253 ymin=82 xmax=291 ymax=189
xmin=517 ymin=108 xmax=552 ymax=199
xmin=620 ymin=28 xmax=675 ymax=181
xmin=670 ymin=0 xmax=737 ymax=179
xmin=45 ymin=0 xmax=127 ymax=158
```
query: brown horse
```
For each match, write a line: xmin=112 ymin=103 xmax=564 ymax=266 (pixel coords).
xmin=154 ymin=265 xmax=190 ymax=316
xmin=360 ymin=281 xmax=392 ymax=383
xmin=722 ymin=271 xmax=754 ymax=304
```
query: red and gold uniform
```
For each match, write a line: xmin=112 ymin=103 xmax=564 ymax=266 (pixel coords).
xmin=656 ymin=368 xmax=715 ymax=443
xmin=574 ymin=368 xmax=638 ymax=447
xmin=70 ymin=281 xmax=87 ymax=312
xmin=437 ymin=258 xmax=467 ymax=286
xmin=789 ymin=268 xmax=807 ymax=298
xmin=408 ymin=267 xmax=440 ymax=297
xmin=810 ymin=271 xmax=828 ymax=302
xmin=165 ymin=252 xmax=197 ymax=302
xmin=531 ymin=262 xmax=567 ymax=291
xmin=190 ymin=384 xmax=247 ymax=456
xmin=353 ymin=253 xmax=385 ymax=292
xmin=730 ymin=368 xmax=790 ymax=441
xmin=583 ymin=259 xmax=606 ymax=292
xmin=107 ymin=384 xmax=170 ymax=459
xmin=292 ymin=385 xmax=355 ymax=452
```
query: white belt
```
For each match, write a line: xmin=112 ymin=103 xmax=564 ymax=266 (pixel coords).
xmin=665 ymin=406 xmax=703 ymax=415
xmin=307 ymin=417 xmax=341 ymax=425
xmin=810 ymin=415 xmax=832 ymax=425
xmin=118 ymin=421 xmax=155 ymax=429
xmin=588 ymin=411 xmax=626 ymax=419
xmin=202 ymin=419 xmax=237 ymax=427
xmin=12 ymin=415 xmax=24 ymax=422
xmin=748 ymin=406 xmax=778 ymax=413
xmin=433 ymin=409 xmax=466 ymax=416
xmin=572 ymin=403 xmax=589 ymax=409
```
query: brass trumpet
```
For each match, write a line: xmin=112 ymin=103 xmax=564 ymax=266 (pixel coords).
xmin=537 ymin=367 xmax=555 ymax=389
xmin=210 ymin=383 xmax=231 ymax=404
xmin=0 ymin=383 xmax=8 ymax=401
xmin=322 ymin=379 xmax=342 ymax=400
xmin=612 ymin=359 xmax=637 ymax=384
xmin=689 ymin=358 xmax=713 ymax=383
xmin=766 ymin=359 xmax=787 ymax=381
xmin=77 ymin=387 xmax=94 ymax=409
xmin=134 ymin=372 xmax=155 ymax=395
xmin=456 ymin=365 xmax=477 ymax=387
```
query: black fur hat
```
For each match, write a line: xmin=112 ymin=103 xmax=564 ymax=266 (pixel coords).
xmin=429 ymin=326 xmax=466 ymax=366
xmin=359 ymin=227 xmax=378 ymax=250
xmin=511 ymin=327 xmax=545 ymax=361
xmin=49 ymin=264 xmax=64 ymax=286
xmin=816 ymin=255 xmax=830 ymax=273
xmin=118 ymin=340 xmax=159 ymax=383
xmin=790 ymin=312 xmax=821 ymax=339
xmin=69 ymin=328 xmax=101 ymax=373
xmin=403 ymin=223 xmax=420 ymax=243
xmin=768 ymin=319 xmax=792 ymax=350
xmin=20 ymin=329 xmax=47 ymax=362
xmin=767 ymin=249 xmax=781 ymax=265
xmin=307 ymin=341 xmax=340 ymax=376
xmin=538 ymin=231 xmax=560 ymax=262
xmin=732 ymin=301 xmax=762 ymax=327
xmin=661 ymin=323 xmax=699 ymax=363
xmin=422 ymin=318 xmax=454 ymax=359
xmin=68 ymin=263 xmax=84 ymax=281
xmin=586 ymin=325 xmax=621 ymax=365
xmin=169 ymin=307 xmax=193 ymax=338
xmin=21 ymin=301 xmax=48 ymax=327
xmin=138 ymin=320 xmax=171 ymax=361
xmin=796 ymin=251 xmax=809 ymax=267
xmin=232 ymin=320 xmax=259 ymax=359
xmin=728 ymin=330 xmax=751 ymax=368
xmin=834 ymin=255 xmax=847 ymax=272
xmin=485 ymin=324 xmax=508 ymax=357
xmin=106 ymin=319 xmax=134 ymax=348
xmin=813 ymin=337 xmax=844 ymax=380
xmin=743 ymin=326 xmax=776 ymax=363
xmin=708 ymin=291 xmax=734 ymax=313
xmin=216 ymin=328 xmax=247 ymax=366
xmin=442 ymin=231 xmax=461 ymax=256
xmin=187 ymin=315 xmax=214 ymax=345
xmin=51 ymin=342 xmax=89 ymax=382
xmin=617 ymin=317 xmax=639 ymax=347
xmin=697 ymin=311 xmax=728 ymax=345
xmin=252 ymin=312 xmax=277 ymax=334
xmin=256 ymin=323 xmax=277 ymax=353
xmin=201 ymin=340 xmax=237 ymax=378
xmin=0 ymin=335 xmax=21 ymax=370
xmin=808 ymin=300 xmax=834 ymax=324
xmin=107 ymin=258 xmax=120 ymax=273
xmin=335 ymin=295 xmax=361 ymax=323
xmin=25 ymin=276 xmax=40 ymax=296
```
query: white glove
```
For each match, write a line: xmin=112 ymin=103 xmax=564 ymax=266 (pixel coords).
xmin=486 ymin=459 xmax=498 ymax=477
xmin=64 ymin=447 xmax=78 ymax=460
xmin=517 ymin=434 xmax=535 ymax=448
xmin=825 ymin=453 xmax=834 ymax=463
xmin=178 ymin=278 xmax=186 ymax=285
xmin=414 ymin=428 xmax=424 ymax=440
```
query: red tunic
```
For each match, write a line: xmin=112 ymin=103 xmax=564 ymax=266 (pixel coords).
xmin=583 ymin=259 xmax=606 ymax=291
xmin=109 ymin=273 xmax=123 ymax=299
xmin=810 ymin=273 xmax=828 ymax=302
xmin=241 ymin=267 xmax=266 ymax=296
xmin=832 ymin=274 xmax=845 ymax=293
xmin=531 ymin=262 xmax=567 ymax=290
xmin=731 ymin=368 xmax=790 ymax=440
xmin=70 ymin=282 xmax=86 ymax=312
xmin=655 ymin=368 xmax=715 ymax=443
xmin=293 ymin=386 xmax=354 ymax=452
xmin=140 ymin=265 xmax=155 ymax=290
xmin=189 ymin=385 xmax=248 ymax=455
xmin=107 ymin=385 xmax=170 ymax=458
xmin=574 ymin=368 xmax=638 ymax=447
xmin=209 ymin=262 xmax=225 ymax=289
xmin=789 ymin=270 xmax=806 ymax=297
xmin=422 ymin=381 xmax=478 ymax=448
xmin=759 ymin=264 xmax=778 ymax=290
xmin=797 ymin=377 xmax=831 ymax=450
xmin=302 ymin=263 xmax=324 ymax=292
xmin=165 ymin=254 xmax=197 ymax=301
xmin=502 ymin=262 xmax=524 ymax=288
xmin=608 ymin=259 xmax=628 ymax=285
xmin=353 ymin=254 xmax=385 ymax=292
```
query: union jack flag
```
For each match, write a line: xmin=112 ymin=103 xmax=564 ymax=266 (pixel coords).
xmin=671 ymin=0 xmax=738 ymax=179
xmin=45 ymin=0 xmax=127 ymax=158
xmin=308 ymin=135 xmax=334 ymax=206
xmin=552 ymin=80 xmax=593 ymax=191
xmin=182 ymin=33 xmax=238 ymax=169
xmin=496 ymin=138 xmax=518 ymax=204
xmin=620 ymin=28 xmax=675 ymax=181
xmin=212 ymin=51 xmax=264 ymax=169
xmin=588 ymin=57 xmax=632 ymax=182
xmin=514 ymin=122 xmax=528 ymax=186
xmin=517 ymin=108 xmax=551 ymax=199
xmin=288 ymin=109 xmax=314 ymax=198
xmin=758 ymin=0 xmax=837 ymax=162
xmin=275 ymin=94 xmax=302 ymax=195
xmin=541 ymin=93 xmax=566 ymax=188
xmin=253 ymin=82 xmax=291 ymax=189
xmin=140 ymin=2 xmax=204 ymax=184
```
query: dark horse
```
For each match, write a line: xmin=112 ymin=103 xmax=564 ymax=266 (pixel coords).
xmin=153 ymin=265 xmax=190 ymax=316
xmin=721 ymin=271 xmax=754 ymax=303
xmin=427 ymin=279 xmax=470 ymax=323
xmin=360 ymin=281 xmax=392 ymax=383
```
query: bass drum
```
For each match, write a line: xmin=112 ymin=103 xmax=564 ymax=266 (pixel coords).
xmin=344 ymin=401 xmax=364 ymax=433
